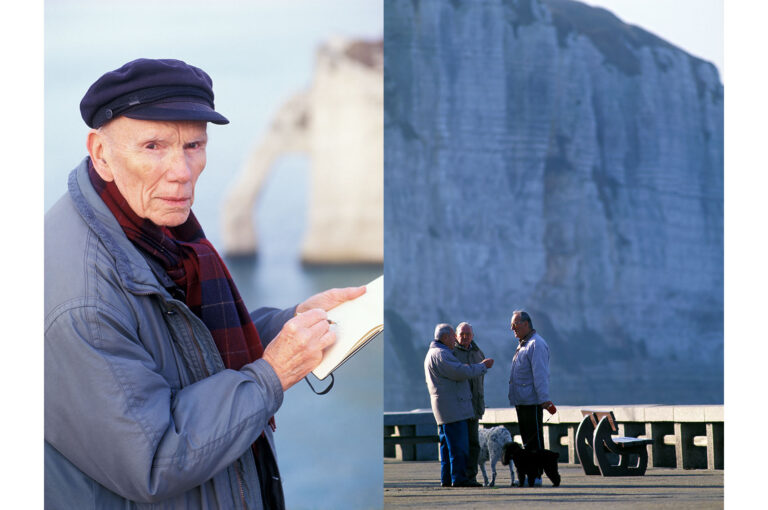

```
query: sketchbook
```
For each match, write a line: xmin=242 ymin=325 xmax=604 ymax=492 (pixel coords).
xmin=311 ymin=275 xmax=383 ymax=380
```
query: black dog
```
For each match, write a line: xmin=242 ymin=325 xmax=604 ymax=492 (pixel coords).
xmin=501 ymin=441 xmax=561 ymax=487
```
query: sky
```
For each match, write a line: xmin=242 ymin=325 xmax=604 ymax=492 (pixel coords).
xmin=583 ymin=0 xmax=723 ymax=79
xmin=0 ymin=0 xmax=763 ymax=506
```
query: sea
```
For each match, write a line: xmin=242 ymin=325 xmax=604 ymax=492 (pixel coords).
xmin=44 ymin=1 xmax=384 ymax=509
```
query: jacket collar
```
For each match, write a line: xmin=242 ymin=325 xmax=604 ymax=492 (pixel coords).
xmin=68 ymin=157 xmax=171 ymax=295
xmin=517 ymin=329 xmax=536 ymax=347
xmin=455 ymin=340 xmax=477 ymax=352
xmin=430 ymin=340 xmax=451 ymax=351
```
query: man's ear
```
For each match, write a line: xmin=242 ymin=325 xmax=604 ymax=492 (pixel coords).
xmin=86 ymin=129 xmax=114 ymax=182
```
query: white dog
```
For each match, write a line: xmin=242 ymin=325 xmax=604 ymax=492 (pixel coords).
xmin=478 ymin=426 xmax=517 ymax=487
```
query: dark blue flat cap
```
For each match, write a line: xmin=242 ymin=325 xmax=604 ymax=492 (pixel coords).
xmin=80 ymin=58 xmax=229 ymax=128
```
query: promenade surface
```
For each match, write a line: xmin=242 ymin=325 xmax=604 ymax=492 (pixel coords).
xmin=384 ymin=460 xmax=723 ymax=509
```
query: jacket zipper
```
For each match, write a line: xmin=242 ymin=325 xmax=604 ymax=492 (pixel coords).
xmin=175 ymin=307 xmax=247 ymax=508
xmin=511 ymin=346 xmax=521 ymax=402
xmin=170 ymin=306 xmax=211 ymax=378
xmin=235 ymin=460 xmax=248 ymax=509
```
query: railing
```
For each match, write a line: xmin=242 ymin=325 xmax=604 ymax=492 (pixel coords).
xmin=384 ymin=405 xmax=723 ymax=470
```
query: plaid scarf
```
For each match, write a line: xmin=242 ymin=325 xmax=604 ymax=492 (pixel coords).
xmin=88 ymin=162 xmax=276 ymax=435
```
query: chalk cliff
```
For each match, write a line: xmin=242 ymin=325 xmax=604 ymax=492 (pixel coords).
xmin=384 ymin=0 xmax=723 ymax=409
xmin=222 ymin=38 xmax=383 ymax=264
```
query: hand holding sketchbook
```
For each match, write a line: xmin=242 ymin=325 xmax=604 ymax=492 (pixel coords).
xmin=311 ymin=275 xmax=383 ymax=381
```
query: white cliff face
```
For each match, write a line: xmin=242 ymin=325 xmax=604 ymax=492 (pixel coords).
xmin=222 ymin=38 xmax=383 ymax=264
xmin=303 ymin=39 xmax=384 ymax=264
xmin=384 ymin=0 xmax=723 ymax=409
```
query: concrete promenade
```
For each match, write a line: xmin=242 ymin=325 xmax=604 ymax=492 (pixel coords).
xmin=384 ymin=460 xmax=724 ymax=509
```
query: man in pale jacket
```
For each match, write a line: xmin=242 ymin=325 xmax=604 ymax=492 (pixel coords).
xmin=508 ymin=310 xmax=557 ymax=486
xmin=425 ymin=323 xmax=494 ymax=487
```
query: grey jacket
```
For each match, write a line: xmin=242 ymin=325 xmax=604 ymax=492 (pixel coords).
xmin=44 ymin=158 xmax=294 ymax=509
xmin=453 ymin=341 xmax=486 ymax=419
xmin=424 ymin=341 xmax=487 ymax=425
xmin=507 ymin=332 xmax=551 ymax=406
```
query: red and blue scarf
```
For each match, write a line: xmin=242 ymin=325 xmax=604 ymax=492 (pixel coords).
xmin=89 ymin=162 xmax=265 ymax=369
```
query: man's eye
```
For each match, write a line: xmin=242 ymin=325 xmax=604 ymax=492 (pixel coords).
xmin=145 ymin=143 xmax=157 ymax=150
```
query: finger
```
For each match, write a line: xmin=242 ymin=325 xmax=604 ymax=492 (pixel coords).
xmin=315 ymin=328 xmax=336 ymax=351
xmin=325 ymin=286 xmax=366 ymax=311
xmin=343 ymin=285 xmax=366 ymax=299
xmin=293 ymin=308 xmax=328 ymax=327
xmin=328 ymin=286 xmax=365 ymax=297
xmin=305 ymin=314 xmax=331 ymax=340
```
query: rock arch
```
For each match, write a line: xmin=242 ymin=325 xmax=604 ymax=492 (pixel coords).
xmin=222 ymin=37 xmax=383 ymax=264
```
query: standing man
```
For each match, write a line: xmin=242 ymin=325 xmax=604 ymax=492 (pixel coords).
xmin=453 ymin=321 xmax=486 ymax=485
xmin=425 ymin=323 xmax=494 ymax=488
xmin=508 ymin=310 xmax=557 ymax=486
xmin=45 ymin=58 xmax=366 ymax=509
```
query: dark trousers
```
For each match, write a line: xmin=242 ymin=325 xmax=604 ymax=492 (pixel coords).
xmin=438 ymin=420 xmax=469 ymax=486
xmin=516 ymin=404 xmax=544 ymax=477
xmin=466 ymin=418 xmax=480 ymax=480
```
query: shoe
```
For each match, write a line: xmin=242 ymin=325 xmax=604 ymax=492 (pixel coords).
xmin=453 ymin=479 xmax=482 ymax=487
xmin=533 ymin=478 xmax=542 ymax=487
xmin=441 ymin=482 xmax=451 ymax=487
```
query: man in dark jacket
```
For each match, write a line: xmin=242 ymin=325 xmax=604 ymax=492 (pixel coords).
xmin=453 ymin=321 xmax=486 ymax=484
xmin=44 ymin=58 xmax=365 ymax=509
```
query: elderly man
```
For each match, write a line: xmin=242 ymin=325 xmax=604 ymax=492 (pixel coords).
xmin=44 ymin=58 xmax=364 ymax=509
xmin=452 ymin=322 xmax=487 ymax=484
xmin=508 ymin=310 xmax=557 ymax=486
xmin=425 ymin=323 xmax=494 ymax=488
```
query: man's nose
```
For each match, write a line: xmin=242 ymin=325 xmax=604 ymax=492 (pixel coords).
xmin=166 ymin=148 xmax=193 ymax=182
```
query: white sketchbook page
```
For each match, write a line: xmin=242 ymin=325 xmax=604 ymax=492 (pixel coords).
xmin=312 ymin=275 xmax=383 ymax=380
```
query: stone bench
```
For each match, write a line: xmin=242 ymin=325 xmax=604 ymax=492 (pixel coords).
xmin=591 ymin=412 xmax=653 ymax=476
xmin=576 ymin=410 xmax=651 ymax=476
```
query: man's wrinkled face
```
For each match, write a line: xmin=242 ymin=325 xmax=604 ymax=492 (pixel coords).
xmin=511 ymin=314 xmax=531 ymax=340
xmin=440 ymin=330 xmax=457 ymax=350
xmin=457 ymin=324 xmax=473 ymax=348
xmin=91 ymin=117 xmax=208 ymax=227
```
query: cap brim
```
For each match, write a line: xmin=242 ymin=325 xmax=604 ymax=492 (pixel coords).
xmin=123 ymin=100 xmax=229 ymax=125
